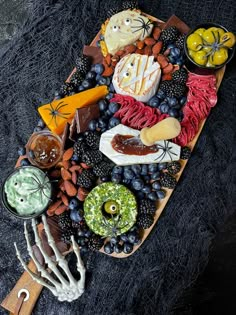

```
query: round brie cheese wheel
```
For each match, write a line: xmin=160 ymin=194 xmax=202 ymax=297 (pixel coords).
xmin=104 ymin=10 xmax=153 ymax=55
xmin=112 ymin=53 xmax=161 ymax=103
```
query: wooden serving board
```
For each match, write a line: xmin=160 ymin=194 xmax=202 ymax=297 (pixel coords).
xmin=1 ymin=13 xmax=226 ymax=315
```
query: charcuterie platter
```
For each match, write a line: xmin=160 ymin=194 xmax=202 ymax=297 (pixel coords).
xmin=1 ymin=2 xmax=234 ymax=313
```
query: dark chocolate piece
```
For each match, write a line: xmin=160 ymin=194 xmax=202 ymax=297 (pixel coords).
xmin=83 ymin=45 xmax=104 ymax=64
xmin=69 ymin=103 xmax=100 ymax=140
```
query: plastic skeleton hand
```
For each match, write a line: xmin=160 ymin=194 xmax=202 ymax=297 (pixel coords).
xmin=14 ymin=215 xmax=85 ymax=302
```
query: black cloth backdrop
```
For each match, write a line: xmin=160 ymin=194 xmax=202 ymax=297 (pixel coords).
xmin=0 ymin=0 xmax=236 ymax=314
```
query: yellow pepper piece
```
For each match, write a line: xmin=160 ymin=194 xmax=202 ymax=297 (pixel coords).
xmin=38 ymin=85 xmax=108 ymax=135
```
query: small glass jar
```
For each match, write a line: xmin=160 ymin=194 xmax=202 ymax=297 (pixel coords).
xmin=1 ymin=166 xmax=52 ymax=219
xmin=26 ymin=130 xmax=63 ymax=169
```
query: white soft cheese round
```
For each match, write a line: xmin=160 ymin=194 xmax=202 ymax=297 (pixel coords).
xmin=104 ymin=10 xmax=153 ymax=55
xmin=112 ymin=53 xmax=161 ymax=103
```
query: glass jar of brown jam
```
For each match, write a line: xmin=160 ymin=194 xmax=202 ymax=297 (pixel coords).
xmin=26 ymin=130 xmax=63 ymax=169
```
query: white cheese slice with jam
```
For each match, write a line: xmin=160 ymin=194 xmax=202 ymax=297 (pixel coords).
xmin=112 ymin=53 xmax=161 ymax=103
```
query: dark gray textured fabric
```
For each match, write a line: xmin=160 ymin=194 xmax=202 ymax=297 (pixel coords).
xmin=0 ymin=0 xmax=236 ymax=314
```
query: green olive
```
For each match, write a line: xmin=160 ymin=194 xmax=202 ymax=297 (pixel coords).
xmin=104 ymin=200 xmax=119 ymax=214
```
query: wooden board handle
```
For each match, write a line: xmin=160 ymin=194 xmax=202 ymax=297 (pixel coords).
xmin=140 ymin=117 xmax=181 ymax=146
xmin=1 ymin=259 xmax=43 ymax=315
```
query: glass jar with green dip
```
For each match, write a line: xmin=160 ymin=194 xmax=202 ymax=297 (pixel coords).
xmin=1 ymin=166 xmax=52 ymax=219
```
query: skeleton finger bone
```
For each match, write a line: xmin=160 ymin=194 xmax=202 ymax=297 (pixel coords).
xmin=14 ymin=214 xmax=86 ymax=302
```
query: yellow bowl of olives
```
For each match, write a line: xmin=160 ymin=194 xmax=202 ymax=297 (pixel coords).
xmin=184 ymin=23 xmax=235 ymax=69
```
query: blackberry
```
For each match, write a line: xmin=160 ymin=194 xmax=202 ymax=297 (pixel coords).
xmin=60 ymin=82 xmax=76 ymax=97
xmin=75 ymin=55 xmax=91 ymax=75
xmin=84 ymin=131 xmax=101 ymax=150
xmin=175 ymin=34 xmax=186 ymax=50
xmin=159 ymin=81 xmax=186 ymax=98
xmin=77 ymin=169 xmax=95 ymax=189
xmin=160 ymin=26 xmax=180 ymax=44
xmin=160 ymin=173 xmax=177 ymax=189
xmin=122 ymin=0 xmax=138 ymax=10
xmin=81 ymin=150 xmax=103 ymax=167
xmin=180 ymin=146 xmax=191 ymax=160
xmin=71 ymin=221 xmax=81 ymax=229
xmin=70 ymin=71 xmax=84 ymax=87
xmin=107 ymin=7 xmax=120 ymax=18
xmin=88 ymin=234 xmax=104 ymax=251
xmin=139 ymin=199 xmax=156 ymax=216
xmin=58 ymin=212 xmax=72 ymax=231
xmin=172 ymin=68 xmax=188 ymax=85
xmin=73 ymin=141 xmax=88 ymax=159
xmin=93 ymin=160 xmax=113 ymax=177
xmin=61 ymin=230 xmax=74 ymax=244
xmin=136 ymin=214 xmax=154 ymax=229
xmin=167 ymin=161 xmax=181 ymax=175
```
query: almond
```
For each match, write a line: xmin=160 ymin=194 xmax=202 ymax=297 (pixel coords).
xmin=62 ymin=160 xmax=71 ymax=170
xmin=104 ymin=54 xmax=112 ymax=66
xmin=162 ymin=73 xmax=173 ymax=80
xmin=69 ymin=165 xmax=83 ymax=172
xmin=163 ymin=48 xmax=171 ymax=56
xmin=48 ymin=169 xmax=61 ymax=178
xmin=152 ymin=41 xmax=163 ymax=55
xmin=80 ymin=162 xmax=91 ymax=169
xmin=144 ymin=45 xmax=152 ymax=56
xmin=136 ymin=40 xmax=145 ymax=50
xmin=115 ymin=49 xmax=125 ymax=56
xmin=47 ymin=200 xmax=62 ymax=212
xmin=59 ymin=181 xmax=65 ymax=192
xmin=162 ymin=63 xmax=174 ymax=74
xmin=102 ymin=64 xmax=114 ymax=77
xmin=63 ymin=147 xmax=74 ymax=161
xmin=124 ymin=44 xmax=136 ymax=53
xmin=157 ymin=54 xmax=169 ymax=68
xmin=61 ymin=167 xmax=72 ymax=181
xmin=153 ymin=27 xmax=162 ymax=41
xmin=55 ymin=204 xmax=68 ymax=215
xmin=135 ymin=48 xmax=144 ymax=55
xmin=61 ymin=193 xmax=69 ymax=206
xmin=144 ymin=37 xmax=156 ymax=46
xmin=172 ymin=64 xmax=180 ymax=73
xmin=77 ymin=187 xmax=89 ymax=201
xmin=71 ymin=171 xmax=77 ymax=185
xmin=64 ymin=180 xmax=77 ymax=196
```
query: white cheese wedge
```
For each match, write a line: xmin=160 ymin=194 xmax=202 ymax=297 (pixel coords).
xmin=104 ymin=10 xmax=153 ymax=55
xmin=99 ymin=124 xmax=181 ymax=166
xmin=112 ymin=53 xmax=161 ymax=103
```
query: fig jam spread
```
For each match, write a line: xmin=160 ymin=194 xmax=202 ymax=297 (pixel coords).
xmin=111 ymin=134 xmax=158 ymax=155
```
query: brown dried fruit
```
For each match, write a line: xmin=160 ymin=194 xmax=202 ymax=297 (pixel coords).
xmin=124 ymin=44 xmax=136 ymax=53
xmin=63 ymin=147 xmax=74 ymax=161
xmin=64 ymin=180 xmax=77 ymax=196
xmin=61 ymin=167 xmax=72 ymax=181
xmin=162 ymin=63 xmax=174 ymax=74
xmin=61 ymin=193 xmax=69 ymax=206
xmin=77 ymin=187 xmax=89 ymax=201
xmin=55 ymin=204 xmax=68 ymax=215
xmin=136 ymin=40 xmax=145 ymax=50
xmin=144 ymin=37 xmax=156 ymax=46
xmin=144 ymin=45 xmax=152 ymax=56
xmin=152 ymin=41 xmax=163 ymax=55
xmin=152 ymin=27 xmax=162 ymax=41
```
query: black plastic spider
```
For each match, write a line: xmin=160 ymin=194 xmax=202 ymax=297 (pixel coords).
xmin=131 ymin=17 xmax=153 ymax=38
xmin=27 ymin=173 xmax=52 ymax=202
xmin=43 ymin=101 xmax=71 ymax=127
xmin=154 ymin=140 xmax=179 ymax=162
xmin=100 ymin=215 xmax=129 ymax=238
